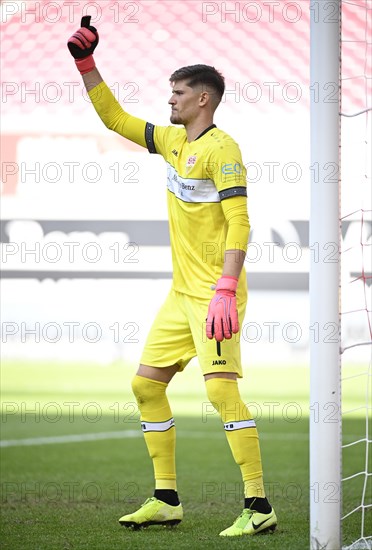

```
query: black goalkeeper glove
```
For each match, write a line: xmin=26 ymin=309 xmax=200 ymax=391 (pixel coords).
xmin=67 ymin=16 xmax=99 ymax=74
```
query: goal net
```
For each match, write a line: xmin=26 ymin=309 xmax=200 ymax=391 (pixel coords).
xmin=340 ymin=1 xmax=371 ymax=549
xmin=310 ymin=1 xmax=371 ymax=549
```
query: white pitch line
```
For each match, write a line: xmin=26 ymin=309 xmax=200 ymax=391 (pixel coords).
xmin=0 ymin=430 xmax=309 ymax=448
xmin=0 ymin=431 xmax=141 ymax=448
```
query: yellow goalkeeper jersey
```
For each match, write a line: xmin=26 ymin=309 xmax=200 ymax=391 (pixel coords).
xmin=89 ymin=82 xmax=249 ymax=300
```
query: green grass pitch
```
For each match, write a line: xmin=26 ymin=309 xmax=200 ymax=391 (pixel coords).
xmin=0 ymin=360 xmax=369 ymax=549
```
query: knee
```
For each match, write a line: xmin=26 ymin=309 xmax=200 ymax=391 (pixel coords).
xmin=131 ymin=375 xmax=166 ymax=405
xmin=131 ymin=375 xmax=150 ymax=404
xmin=205 ymin=377 xmax=236 ymax=412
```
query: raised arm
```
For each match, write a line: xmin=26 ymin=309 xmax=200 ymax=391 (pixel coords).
xmin=82 ymin=67 xmax=103 ymax=92
xmin=67 ymin=17 xmax=148 ymax=149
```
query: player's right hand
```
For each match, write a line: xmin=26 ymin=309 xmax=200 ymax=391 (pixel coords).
xmin=67 ymin=16 xmax=99 ymax=59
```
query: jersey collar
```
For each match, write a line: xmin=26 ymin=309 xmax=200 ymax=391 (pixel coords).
xmin=194 ymin=124 xmax=217 ymax=141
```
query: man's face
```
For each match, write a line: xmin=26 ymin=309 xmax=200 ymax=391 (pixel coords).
xmin=168 ymin=80 xmax=202 ymax=125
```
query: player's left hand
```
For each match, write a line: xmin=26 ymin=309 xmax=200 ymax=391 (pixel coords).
xmin=206 ymin=276 xmax=239 ymax=342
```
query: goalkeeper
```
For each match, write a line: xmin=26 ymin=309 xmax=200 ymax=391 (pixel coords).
xmin=68 ymin=17 xmax=277 ymax=537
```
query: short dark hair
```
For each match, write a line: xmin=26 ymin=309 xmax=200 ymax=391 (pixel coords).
xmin=169 ymin=64 xmax=225 ymax=103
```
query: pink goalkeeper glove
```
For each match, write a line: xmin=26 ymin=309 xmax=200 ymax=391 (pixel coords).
xmin=206 ymin=276 xmax=239 ymax=342
xmin=67 ymin=16 xmax=99 ymax=75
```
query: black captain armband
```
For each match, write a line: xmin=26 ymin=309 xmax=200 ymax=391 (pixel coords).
xmin=145 ymin=122 xmax=157 ymax=154
xmin=219 ymin=186 xmax=247 ymax=201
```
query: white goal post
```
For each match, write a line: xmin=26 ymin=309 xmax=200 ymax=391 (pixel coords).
xmin=309 ymin=1 xmax=342 ymax=549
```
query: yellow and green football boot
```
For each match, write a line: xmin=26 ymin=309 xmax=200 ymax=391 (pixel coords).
xmin=119 ymin=497 xmax=183 ymax=529
xmin=219 ymin=507 xmax=277 ymax=536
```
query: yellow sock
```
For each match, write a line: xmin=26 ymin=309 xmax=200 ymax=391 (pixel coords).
xmin=205 ymin=377 xmax=265 ymax=498
xmin=132 ymin=375 xmax=176 ymax=490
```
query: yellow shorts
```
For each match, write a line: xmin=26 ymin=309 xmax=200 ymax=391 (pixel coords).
xmin=140 ymin=289 xmax=247 ymax=377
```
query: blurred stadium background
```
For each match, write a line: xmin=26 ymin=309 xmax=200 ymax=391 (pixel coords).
xmin=0 ymin=1 xmax=371 ymax=548
xmin=1 ymin=0 xmax=369 ymax=368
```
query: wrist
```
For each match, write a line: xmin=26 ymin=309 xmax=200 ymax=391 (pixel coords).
xmin=216 ymin=276 xmax=238 ymax=293
xmin=75 ymin=55 xmax=95 ymax=75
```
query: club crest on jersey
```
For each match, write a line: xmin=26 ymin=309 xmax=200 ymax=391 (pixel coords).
xmin=186 ymin=155 xmax=197 ymax=167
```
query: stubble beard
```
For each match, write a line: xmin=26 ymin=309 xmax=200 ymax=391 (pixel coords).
xmin=170 ymin=112 xmax=183 ymax=125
